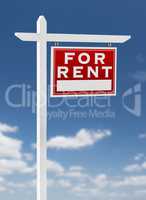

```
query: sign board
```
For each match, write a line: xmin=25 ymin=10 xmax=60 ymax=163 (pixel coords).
xmin=51 ymin=47 xmax=117 ymax=97
xmin=15 ymin=16 xmax=131 ymax=200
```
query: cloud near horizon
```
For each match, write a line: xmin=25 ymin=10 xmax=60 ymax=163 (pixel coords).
xmin=1 ymin=122 xmax=146 ymax=200
xmin=0 ymin=122 xmax=21 ymax=159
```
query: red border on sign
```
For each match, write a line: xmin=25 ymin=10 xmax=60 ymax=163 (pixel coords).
xmin=50 ymin=47 xmax=117 ymax=97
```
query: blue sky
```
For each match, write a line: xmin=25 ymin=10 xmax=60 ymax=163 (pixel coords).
xmin=0 ymin=0 xmax=146 ymax=199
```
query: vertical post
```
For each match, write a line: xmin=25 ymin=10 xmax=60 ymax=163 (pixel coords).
xmin=37 ymin=16 xmax=47 ymax=200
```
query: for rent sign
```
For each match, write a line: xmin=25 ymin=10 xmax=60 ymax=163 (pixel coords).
xmin=51 ymin=47 xmax=117 ymax=97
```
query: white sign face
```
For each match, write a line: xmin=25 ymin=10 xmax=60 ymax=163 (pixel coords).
xmin=51 ymin=47 xmax=117 ymax=97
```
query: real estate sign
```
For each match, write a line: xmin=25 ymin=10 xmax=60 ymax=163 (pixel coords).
xmin=51 ymin=47 xmax=117 ymax=97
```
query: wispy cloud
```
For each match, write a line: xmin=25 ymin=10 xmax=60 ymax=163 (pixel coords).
xmin=94 ymin=174 xmax=108 ymax=189
xmin=1 ymin=122 xmax=146 ymax=200
xmin=113 ymin=175 xmax=146 ymax=187
xmin=0 ymin=122 xmax=35 ymax=177
xmin=0 ymin=132 xmax=22 ymax=159
xmin=57 ymin=179 xmax=72 ymax=188
xmin=0 ymin=122 xmax=18 ymax=133
xmin=0 ymin=122 xmax=36 ymax=195
xmin=47 ymin=129 xmax=111 ymax=150
xmin=124 ymin=164 xmax=143 ymax=173
xmin=47 ymin=160 xmax=64 ymax=175
xmin=124 ymin=162 xmax=146 ymax=173
xmin=64 ymin=165 xmax=87 ymax=179
xmin=0 ymin=159 xmax=32 ymax=175
xmin=139 ymin=133 xmax=146 ymax=139
xmin=134 ymin=153 xmax=145 ymax=161
xmin=0 ymin=122 xmax=22 ymax=159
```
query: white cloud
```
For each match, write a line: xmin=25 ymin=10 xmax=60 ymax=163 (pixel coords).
xmin=5 ymin=179 xmax=36 ymax=191
xmin=72 ymin=185 xmax=87 ymax=193
xmin=124 ymin=161 xmax=146 ymax=173
xmin=94 ymin=174 xmax=108 ymax=189
xmin=124 ymin=164 xmax=142 ymax=173
xmin=47 ymin=160 xmax=64 ymax=175
xmin=113 ymin=175 xmax=146 ymax=187
xmin=0 ymin=122 xmax=35 ymax=177
xmin=139 ymin=134 xmax=146 ymax=139
xmin=22 ymin=165 xmax=36 ymax=174
xmin=0 ymin=122 xmax=18 ymax=133
xmin=69 ymin=166 xmax=84 ymax=172
xmin=142 ymin=162 xmax=146 ymax=169
xmin=2 ymin=121 xmax=146 ymax=199
xmin=0 ymin=185 xmax=7 ymax=192
xmin=65 ymin=165 xmax=87 ymax=179
xmin=0 ymin=122 xmax=22 ymax=159
xmin=57 ymin=179 xmax=72 ymax=188
xmin=65 ymin=170 xmax=84 ymax=178
xmin=134 ymin=189 xmax=146 ymax=196
xmin=47 ymin=129 xmax=111 ymax=150
xmin=0 ymin=132 xmax=22 ymax=159
xmin=23 ymin=153 xmax=33 ymax=161
xmin=47 ymin=162 xmax=87 ymax=179
xmin=134 ymin=153 xmax=145 ymax=161
xmin=0 ymin=159 xmax=34 ymax=175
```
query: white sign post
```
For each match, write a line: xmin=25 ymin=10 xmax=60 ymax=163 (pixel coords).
xmin=15 ymin=15 xmax=131 ymax=200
